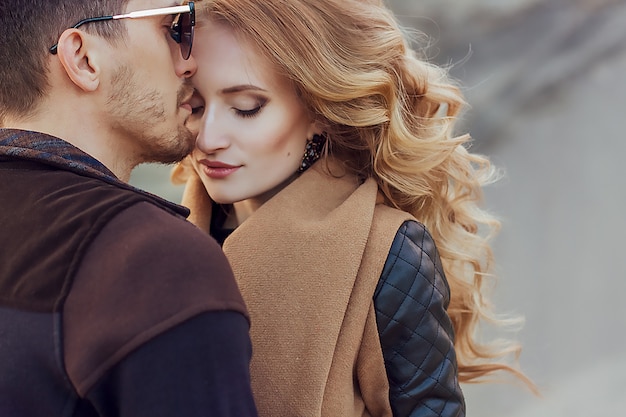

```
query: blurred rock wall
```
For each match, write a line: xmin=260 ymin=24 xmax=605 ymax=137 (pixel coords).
xmin=131 ymin=1 xmax=626 ymax=415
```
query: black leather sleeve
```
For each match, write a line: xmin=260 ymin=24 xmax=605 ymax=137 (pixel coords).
xmin=374 ymin=220 xmax=465 ymax=417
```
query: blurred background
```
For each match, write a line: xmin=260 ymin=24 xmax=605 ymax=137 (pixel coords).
xmin=130 ymin=0 xmax=626 ymax=415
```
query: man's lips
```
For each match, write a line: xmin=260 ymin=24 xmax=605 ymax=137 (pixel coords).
xmin=185 ymin=90 xmax=205 ymax=115
xmin=181 ymin=90 xmax=204 ymax=135
xmin=178 ymin=83 xmax=195 ymax=110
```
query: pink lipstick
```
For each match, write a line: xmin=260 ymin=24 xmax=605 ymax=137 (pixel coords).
xmin=199 ymin=160 xmax=240 ymax=179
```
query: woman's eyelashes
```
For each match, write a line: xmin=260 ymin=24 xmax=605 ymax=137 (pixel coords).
xmin=233 ymin=98 xmax=268 ymax=118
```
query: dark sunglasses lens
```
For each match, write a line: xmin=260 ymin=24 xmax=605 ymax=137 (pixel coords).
xmin=180 ymin=4 xmax=194 ymax=59
xmin=169 ymin=4 xmax=194 ymax=59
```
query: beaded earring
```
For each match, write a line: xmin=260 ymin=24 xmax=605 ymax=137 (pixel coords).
xmin=298 ymin=133 xmax=326 ymax=173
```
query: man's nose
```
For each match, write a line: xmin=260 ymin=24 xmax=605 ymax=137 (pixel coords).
xmin=174 ymin=50 xmax=198 ymax=79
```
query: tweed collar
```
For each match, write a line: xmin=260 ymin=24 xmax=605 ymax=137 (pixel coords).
xmin=0 ymin=128 xmax=189 ymax=216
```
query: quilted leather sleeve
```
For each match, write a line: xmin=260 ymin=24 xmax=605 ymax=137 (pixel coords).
xmin=373 ymin=220 xmax=465 ymax=417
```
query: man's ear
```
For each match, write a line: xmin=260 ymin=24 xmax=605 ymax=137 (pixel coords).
xmin=56 ymin=29 xmax=101 ymax=92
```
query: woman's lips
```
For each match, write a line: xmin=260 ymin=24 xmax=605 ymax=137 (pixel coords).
xmin=199 ymin=161 xmax=240 ymax=179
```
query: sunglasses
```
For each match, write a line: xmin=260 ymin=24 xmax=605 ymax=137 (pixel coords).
xmin=49 ymin=2 xmax=195 ymax=59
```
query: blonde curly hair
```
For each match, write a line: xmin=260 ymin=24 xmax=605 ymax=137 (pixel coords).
xmin=184 ymin=0 xmax=535 ymax=389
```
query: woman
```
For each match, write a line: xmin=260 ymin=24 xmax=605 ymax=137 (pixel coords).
xmin=173 ymin=0 xmax=533 ymax=415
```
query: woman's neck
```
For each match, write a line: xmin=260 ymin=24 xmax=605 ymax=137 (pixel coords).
xmin=228 ymin=200 xmax=260 ymax=228
xmin=229 ymin=171 xmax=302 ymax=227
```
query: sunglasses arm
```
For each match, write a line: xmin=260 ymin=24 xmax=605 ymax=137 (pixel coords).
xmin=113 ymin=5 xmax=191 ymax=20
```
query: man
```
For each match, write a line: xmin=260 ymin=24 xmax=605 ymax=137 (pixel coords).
xmin=0 ymin=1 xmax=257 ymax=415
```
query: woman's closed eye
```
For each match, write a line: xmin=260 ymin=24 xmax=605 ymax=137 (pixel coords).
xmin=234 ymin=105 xmax=263 ymax=118
xmin=231 ymin=97 xmax=267 ymax=119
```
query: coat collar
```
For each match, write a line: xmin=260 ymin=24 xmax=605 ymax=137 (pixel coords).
xmin=0 ymin=128 xmax=189 ymax=217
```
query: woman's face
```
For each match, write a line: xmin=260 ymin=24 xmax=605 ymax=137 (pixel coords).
xmin=187 ymin=21 xmax=318 ymax=206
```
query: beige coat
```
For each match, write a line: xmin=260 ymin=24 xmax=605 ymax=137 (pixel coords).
xmin=181 ymin=165 xmax=413 ymax=417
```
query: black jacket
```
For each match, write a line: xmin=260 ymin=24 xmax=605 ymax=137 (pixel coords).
xmin=0 ymin=129 xmax=257 ymax=417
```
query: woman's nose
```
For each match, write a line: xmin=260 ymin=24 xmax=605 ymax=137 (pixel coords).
xmin=195 ymin=105 xmax=230 ymax=153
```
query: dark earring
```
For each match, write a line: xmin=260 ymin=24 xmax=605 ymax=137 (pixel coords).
xmin=298 ymin=133 xmax=326 ymax=173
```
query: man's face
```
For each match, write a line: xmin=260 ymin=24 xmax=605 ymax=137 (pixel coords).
xmin=104 ymin=0 xmax=198 ymax=165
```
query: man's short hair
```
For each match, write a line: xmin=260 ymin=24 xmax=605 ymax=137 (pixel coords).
xmin=0 ymin=0 xmax=128 ymax=123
